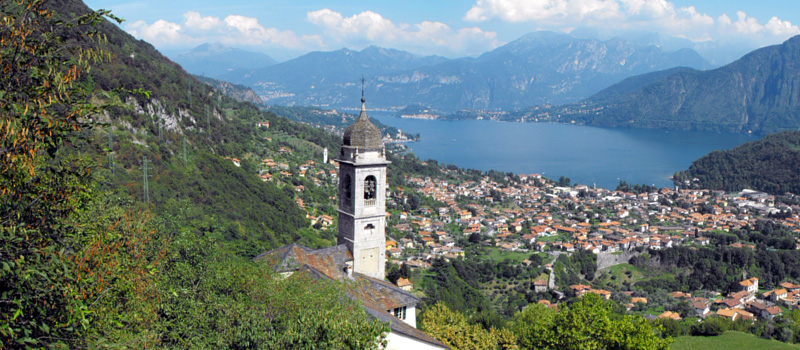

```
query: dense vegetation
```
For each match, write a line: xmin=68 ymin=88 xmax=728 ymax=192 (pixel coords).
xmin=674 ymin=131 xmax=800 ymax=194
xmin=1 ymin=1 xmax=388 ymax=347
xmin=419 ymin=294 xmax=672 ymax=350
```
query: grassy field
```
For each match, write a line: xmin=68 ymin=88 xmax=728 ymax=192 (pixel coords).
xmin=671 ymin=332 xmax=800 ymax=350
xmin=484 ymin=247 xmax=531 ymax=263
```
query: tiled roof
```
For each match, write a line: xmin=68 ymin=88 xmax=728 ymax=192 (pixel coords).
xmin=254 ymin=243 xmax=353 ymax=280
xmin=254 ymin=243 xmax=444 ymax=348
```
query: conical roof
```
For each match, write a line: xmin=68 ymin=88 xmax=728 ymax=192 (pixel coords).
xmin=342 ymin=98 xmax=382 ymax=149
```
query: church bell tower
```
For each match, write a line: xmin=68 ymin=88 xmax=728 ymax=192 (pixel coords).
xmin=336 ymin=92 xmax=389 ymax=280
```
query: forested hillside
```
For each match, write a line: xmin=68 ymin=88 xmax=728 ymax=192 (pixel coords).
xmin=1 ymin=1 xmax=387 ymax=347
xmin=674 ymin=131 xmax=800 ymax=194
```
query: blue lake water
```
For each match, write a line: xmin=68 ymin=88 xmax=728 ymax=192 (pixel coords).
xmin=369 ymin=111 xmax=758 ymax=190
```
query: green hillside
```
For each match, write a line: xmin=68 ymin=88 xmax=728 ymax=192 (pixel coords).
xmin=1 ymin=1 xmax=387 ymax=347
xmin=674 ymin=131 xmax=800 ymax=194
xmin=672 ymin=332 xmax=800 ymax=350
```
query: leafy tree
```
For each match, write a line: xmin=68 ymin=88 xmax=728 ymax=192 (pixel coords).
xmin=0 ymin=1 xmax=128 ymax=346
xmin=154 ymin=232 xmax=389 ymax=349
xmin=512 ymin=294 xmax=672 ymax=350
xmin=420 ymin=302 xmax=517 ymax=350
xmin=511 ymin=303 xmax=556 ymax=350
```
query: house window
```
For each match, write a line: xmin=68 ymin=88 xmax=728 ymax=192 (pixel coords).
xmin=391 ymin=306 xmax=407 ymax=320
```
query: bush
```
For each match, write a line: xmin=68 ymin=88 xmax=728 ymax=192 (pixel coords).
xmin=691 ymin=317 xmax=729 ymax=336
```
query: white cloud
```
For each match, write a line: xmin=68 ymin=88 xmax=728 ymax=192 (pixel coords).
xmin=127 ymin=19 xmax=184 ymax=44
xmin=765 ymin=17 xmax=800 ymax=36
xmin=124 ymin=9 xmax=498 ymax=58
xmin=124 ymin=11 xmax=310 ymax=50
xmin=183 ymin=11 xmax=221 ymax=31
xmin=464 ymin=0 xmax=797 ymax=46
xmin=714 ymin=11 xmax=800 ymax=44
xmin=307 ymin=9 xmax=499 ymax=56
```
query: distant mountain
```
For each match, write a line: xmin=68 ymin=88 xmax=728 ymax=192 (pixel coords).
xmin=543 ymin=35 xmax=800 ymax=134
xmin=171 ymin=43 xmax=276 ymax=79
xmin=221 ymin=32 xmax=709 ymax=111
xmin=222 ymin=45 xmax=449 ymax=107
xmin=674 ymin=131 xmax=800 ymax=194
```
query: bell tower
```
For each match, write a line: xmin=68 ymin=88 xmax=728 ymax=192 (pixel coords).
xmin=336 ymin=90 xmax=389 ymax=280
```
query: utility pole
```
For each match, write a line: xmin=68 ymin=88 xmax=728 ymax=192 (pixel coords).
xmin=140 ymin=156 xmax=152 ymax=204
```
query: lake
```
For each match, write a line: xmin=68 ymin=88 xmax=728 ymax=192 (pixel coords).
xmin=369 ymin=111 xmax=758 ymax=190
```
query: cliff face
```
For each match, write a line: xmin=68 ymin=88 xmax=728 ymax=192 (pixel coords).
xmin=197 ymin=76 xmax=265 ymax=105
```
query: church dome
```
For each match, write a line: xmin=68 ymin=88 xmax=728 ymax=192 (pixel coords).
xmin=342 ymin=98 xmax=383 ymax=149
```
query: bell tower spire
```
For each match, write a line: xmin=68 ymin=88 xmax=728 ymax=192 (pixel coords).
xmin=336 ymin=83 xmax=389 ymax=280
xmin=360 ymin=75 xmax=366 ymax=112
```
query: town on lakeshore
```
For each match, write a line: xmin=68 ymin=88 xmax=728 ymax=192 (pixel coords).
xmin=248 ymin=110 xmax=800 ymax=325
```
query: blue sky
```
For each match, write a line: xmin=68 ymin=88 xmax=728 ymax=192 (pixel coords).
xmin=84 ymin=0 xmax=800 ymax=62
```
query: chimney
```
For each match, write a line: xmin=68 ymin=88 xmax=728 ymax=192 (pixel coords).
xmin=345 ymin=260 xmax=354 ymax=276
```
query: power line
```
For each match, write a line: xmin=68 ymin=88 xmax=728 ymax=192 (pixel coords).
xmin=182 ymin=136 xmax=188 ymax=166
xmin=140 ymin=156 xmax=153 ymax=204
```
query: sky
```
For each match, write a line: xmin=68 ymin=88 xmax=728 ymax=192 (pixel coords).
xmin=83 ymin=0 xmax=800 ymax=63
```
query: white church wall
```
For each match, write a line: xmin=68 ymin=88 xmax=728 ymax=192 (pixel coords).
xmin=384 ymin=332 xmax=444 ymax=350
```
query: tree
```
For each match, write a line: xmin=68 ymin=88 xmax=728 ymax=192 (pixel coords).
xmin=154 ymin=233 xmax=389 ymax=349
xmin=420 ymin=302 xmax=517 ymax=350
xmin=511 ymin=303 xmax=556 ymax=350
xmin=511 ymin=294 xmax=672 ymax=350
xmin=0 ymin=1 xmax=128 ymax=347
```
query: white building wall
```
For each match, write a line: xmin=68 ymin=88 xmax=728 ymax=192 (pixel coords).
xmin=384 ymin=332 xmax=444 ymax=350
xmin=405 ymin=306 xmax=416 ymax=328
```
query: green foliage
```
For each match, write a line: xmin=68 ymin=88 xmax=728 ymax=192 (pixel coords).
xmin=692 ymin=317 xmax=729 ymax=336
xmin=648 ymin=245 xmax=800 ymax=291
xmin=0 ymin=1 xmax=129 ymax=346
xmin=154 ymin=231 xmax=388 ymax=349
xmin=511 ymin=294 xmax=672 ymax=350
xmin=419 ymin=302 xmax=517 ymax=350
xmin=674 ymin=131 xmax=800 ymax=194
xmin=1 ymin=1 xmax=395 ymax=348
xmin=672 ymin=331 xmax=800 ymax=350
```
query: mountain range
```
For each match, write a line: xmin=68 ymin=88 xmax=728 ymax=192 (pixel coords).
xmin=518 ymin=35 xmax=800 ymax=135
xmin=171 ymin=42 xmax=276 ymax=79
xmin=178 ymin=32 xmax=710 ymax=111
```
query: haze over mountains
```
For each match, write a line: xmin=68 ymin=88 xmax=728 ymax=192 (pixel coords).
xmin=173 ymin=31 xmax=710 ymax=111
xmin=172 ymin=42 xmax=277 ymax=79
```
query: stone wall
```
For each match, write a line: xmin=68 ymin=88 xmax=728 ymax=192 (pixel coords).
xmin=596 ymin=250 xmax=641 ymax=270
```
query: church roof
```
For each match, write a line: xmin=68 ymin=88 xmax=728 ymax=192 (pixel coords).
xmin=342 ymin=98 xmax=383 ymax=149
xmin=254 ymin=243 xmax=445 ymax=348
xmin=253 ymin=243 xmax=352 ymax=280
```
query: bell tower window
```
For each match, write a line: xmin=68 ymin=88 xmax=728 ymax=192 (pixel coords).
xmin=364 ymin=175 xmax=377 ymax=206
xmin=343 ymin=174 xmax=352 ymax=200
